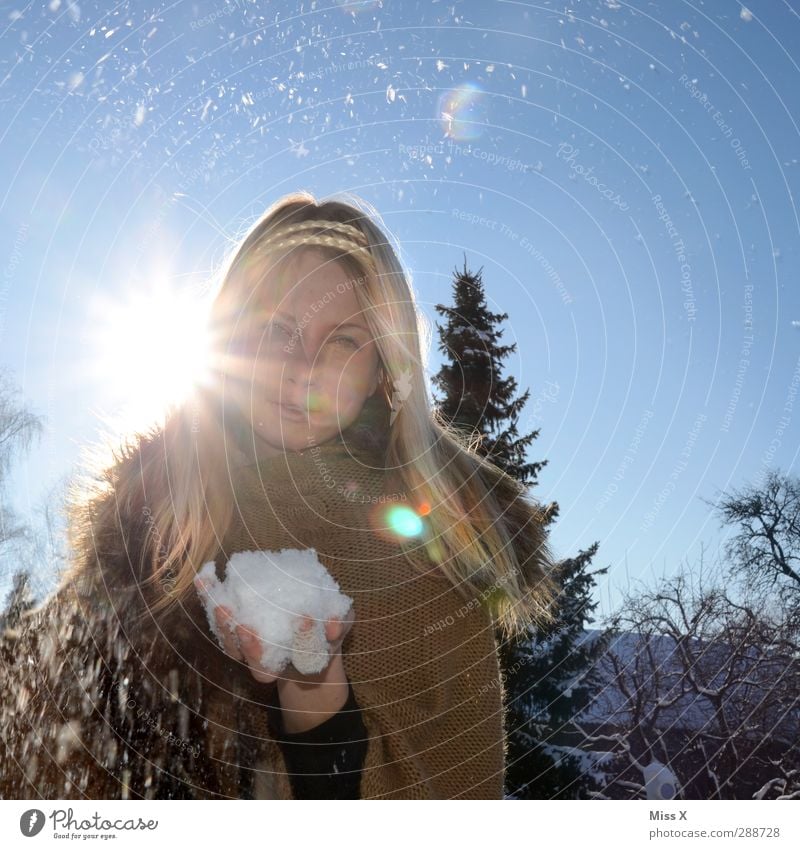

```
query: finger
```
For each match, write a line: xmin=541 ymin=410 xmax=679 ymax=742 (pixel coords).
xmin=236 ymin=625 xmax=279 ymax=684
xmin=291 ymin=620 xmax=332 ymax=677
xmin=325 ymin=617 xmax=343 ymax=642
xmin=326 ymin=606 xmax=355 ymax=642
xmin=215 ymin=606 xmax=244 ymax=660
xmin=249 ymin=666 xmax=279 ymax=685
xmin=236 ymin=622 xmax=263 ymax=665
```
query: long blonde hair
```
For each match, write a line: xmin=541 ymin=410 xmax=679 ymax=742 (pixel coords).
xmin=63 ymin=191 xmax=557 ymax=640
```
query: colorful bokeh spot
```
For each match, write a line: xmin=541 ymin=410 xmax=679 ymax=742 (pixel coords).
xmin=385 ymin=504 xmax=425 ymax=538
xmin=438 ymin=83 xmax=488 ymax=140
xmin=305 ymin=387 xmax=327 ymax=413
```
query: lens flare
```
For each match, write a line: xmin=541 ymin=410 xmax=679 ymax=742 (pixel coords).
xmin=438 ymin=83 xmax=487 ymax=140
xmin=87 ymin=275 xmax=213 ymax=434
xmin=385 ymin=504 xmax=425 ymax=539
xmin=306 ymin=387 xmax=330 ymax=413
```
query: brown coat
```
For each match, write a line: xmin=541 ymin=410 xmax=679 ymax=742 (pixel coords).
xmin=0 ymin=412 xmax=551 ymax=799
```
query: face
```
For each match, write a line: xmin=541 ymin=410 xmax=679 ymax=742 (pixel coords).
xmin=230 ymin=248 xmax=382 ymax=456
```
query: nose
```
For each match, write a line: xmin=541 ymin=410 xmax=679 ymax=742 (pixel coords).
xmin=282 ymin=334 xmax=317 ymax=389
xmin=286 ymin=368 xmax=314 ymax=389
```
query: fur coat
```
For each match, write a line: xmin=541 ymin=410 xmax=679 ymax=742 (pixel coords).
xmin=0 ymin=399 xmax=554 ymax=799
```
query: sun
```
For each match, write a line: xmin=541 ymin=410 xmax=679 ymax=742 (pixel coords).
xmin=88 ymin=276 xmax=214 ymax=434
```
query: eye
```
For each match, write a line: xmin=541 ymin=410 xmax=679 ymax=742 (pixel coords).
xmin=268 ymin=322 xmax=293 ymax=341
xmin=231 ymin=328 xmax=262 ymax=353
xmin=332 ymin=335 xmax=358 ymax=348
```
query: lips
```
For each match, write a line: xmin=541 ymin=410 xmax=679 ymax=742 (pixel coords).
xmin=275 ymin=401 xmax=308 ymax=418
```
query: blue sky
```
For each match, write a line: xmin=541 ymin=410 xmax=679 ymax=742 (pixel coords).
xmin=1 ymin=0 xmax=799 ymax=618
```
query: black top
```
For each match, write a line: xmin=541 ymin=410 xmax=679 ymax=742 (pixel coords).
xmin=264 ymin=682 xmax=369 ymax=799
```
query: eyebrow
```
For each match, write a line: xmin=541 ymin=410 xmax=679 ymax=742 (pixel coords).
xmin=272 ymin=312 xmax=369 ymax=332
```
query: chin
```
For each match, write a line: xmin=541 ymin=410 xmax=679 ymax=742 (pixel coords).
xmin=261 ymin=426 xmax=311 ymax=447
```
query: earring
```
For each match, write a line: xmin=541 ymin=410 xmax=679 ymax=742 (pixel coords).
xmin=374 ymin=367 xmax=387 ymax=399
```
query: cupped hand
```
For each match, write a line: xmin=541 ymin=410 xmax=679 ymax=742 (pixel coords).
xmin=194 ymin=575 xmax=355 ymax=685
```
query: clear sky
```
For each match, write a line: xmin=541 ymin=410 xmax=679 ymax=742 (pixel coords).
xmin=1 ymin=0 xmax=799 ymax=619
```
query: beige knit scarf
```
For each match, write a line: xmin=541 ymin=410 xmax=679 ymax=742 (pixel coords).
xmin=203 ymin=418 xmax=507 ymax=799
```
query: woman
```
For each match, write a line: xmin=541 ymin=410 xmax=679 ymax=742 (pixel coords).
xmin=0 ymin=191 xmax=557 ymax=799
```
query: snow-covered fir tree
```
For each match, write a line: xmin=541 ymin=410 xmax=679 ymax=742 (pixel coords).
xmin=504 ymin=545 xmax=608 ymax=798
xmin=431 ymin=256 xmax=606 ymax=798
xmin=432 ymin=258 xmax=545 ymax=482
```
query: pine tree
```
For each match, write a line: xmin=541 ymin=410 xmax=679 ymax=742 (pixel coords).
xmin=431 ymin=255 xmax=605 ymax=798
xmin=432 ymin=258 xmax=546 ymax=482
xmin=503 ymin=545 xmax=608 ymax=798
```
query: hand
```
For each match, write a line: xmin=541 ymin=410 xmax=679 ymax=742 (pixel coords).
xmin=194 ymin=575 xmax=355 ymax=686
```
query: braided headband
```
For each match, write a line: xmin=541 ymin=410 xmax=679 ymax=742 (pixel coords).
xmin=253 ymin=219 xmax=376 ymax=273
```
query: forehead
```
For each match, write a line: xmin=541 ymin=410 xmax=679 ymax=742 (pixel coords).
xmin=258 ymin=249 xmax=365 ymax=322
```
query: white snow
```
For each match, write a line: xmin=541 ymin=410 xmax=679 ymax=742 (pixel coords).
xmin=197 ymin=549 xmax=353 ymax=675
xmin=54 ymin=719 xmax=83 ymax=766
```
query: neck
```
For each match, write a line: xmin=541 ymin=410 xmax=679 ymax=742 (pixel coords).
xmin=231 ymin=431 xmax=389 ymax=522
xmin=232 ymin=428 xmax=349 ymax=472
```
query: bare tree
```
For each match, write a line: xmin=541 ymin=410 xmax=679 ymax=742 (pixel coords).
xmin=17 ymin=476 xmax=71 ymax=588
xmin=704 ymin=469 xmax=800 ymax=597
xmin=577 ymin=571 xmax=799 ymax=800
xmin=754 ymin=763 xmax=800 ymax=801
xmin=0 ymin=367 xmax=44 ymax=551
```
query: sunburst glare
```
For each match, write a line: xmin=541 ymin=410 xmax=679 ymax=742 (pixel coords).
xmin=88 ymin=276 xmax=214 ymax=434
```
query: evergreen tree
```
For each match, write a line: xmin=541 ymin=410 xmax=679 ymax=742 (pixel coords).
xmin=432 ymin=257 xmax=546 ymax=483
xmin=431 ymin=255 xmax=605 ymax=798
xmin=503 ymin=545 xmax=608 ymax=798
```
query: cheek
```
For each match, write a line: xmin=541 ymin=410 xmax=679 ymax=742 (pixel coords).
xmin=234 ymin=370 xmax=281 ymax=402
xmin=314 ymin=343 xmax=372 ymax=379
xmin=311 ymin=375 xmax=370 ymax=421
xmin=347 ymin=344 xmax=379 ymax=380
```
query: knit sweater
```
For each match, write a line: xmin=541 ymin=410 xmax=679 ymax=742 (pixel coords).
xmin=212 ymin=434 xmax=507 ymax=799
xmin=0 ymin=399 xmax=545 ymax=800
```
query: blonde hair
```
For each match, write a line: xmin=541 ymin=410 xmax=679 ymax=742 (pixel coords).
xmin=62 ymin=191 xmax=557 ymax=640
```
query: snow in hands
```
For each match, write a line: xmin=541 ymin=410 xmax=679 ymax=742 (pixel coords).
xmin=197 ymin=549 xmax=353 ymax=675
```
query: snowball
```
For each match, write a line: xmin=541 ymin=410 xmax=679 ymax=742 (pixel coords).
xmin=197 ymin=549 xmax=353 ymax=675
